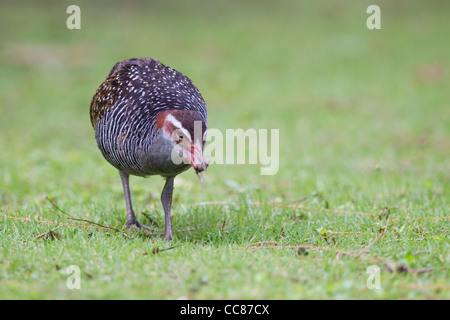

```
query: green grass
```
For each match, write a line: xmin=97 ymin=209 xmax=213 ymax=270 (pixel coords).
xmin=0 ymin=0 xmax=448 ymax=299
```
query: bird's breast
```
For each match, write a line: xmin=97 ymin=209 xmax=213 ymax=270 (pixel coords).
xmin=136 ymin=132 xmax=191 ymax=177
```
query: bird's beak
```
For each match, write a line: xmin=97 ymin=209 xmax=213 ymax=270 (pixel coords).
xmin=182 ymin=139 xmax=208 ymax=183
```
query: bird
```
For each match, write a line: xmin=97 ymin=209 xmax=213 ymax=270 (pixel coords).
xmin=90 ymin=57 xmax=208 ymax=240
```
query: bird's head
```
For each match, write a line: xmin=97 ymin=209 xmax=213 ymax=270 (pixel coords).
xmin=156 ymin=110 xmax=208 ymax=182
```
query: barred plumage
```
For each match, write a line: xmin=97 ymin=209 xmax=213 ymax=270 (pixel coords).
xmin=90 ymin=57 xmax=207 ymax=176
xmin=90 ymin=57 xmax=208 ymax=240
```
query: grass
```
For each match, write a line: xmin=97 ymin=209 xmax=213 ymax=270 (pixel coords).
xmin=0 ymin=0 xmax=448 ymax=299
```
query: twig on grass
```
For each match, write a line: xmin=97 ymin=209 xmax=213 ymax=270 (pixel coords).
xmin=219 ymin=219 xmax=227 ymax=237
xmin=4 ymin=213 xmax=229 ymax=239
xmin=45 ymin=196 xmax=123 ymax=234
xmin=247 ymin=241 xmax=280 ymax=247
xmin=151 ymin=245 xmax=182 ymax=255
xmin=4 ymin=215 xmax=125 ymax=231
xmin=36 ymin=226 xmax=61 ymax=240
xmin=355 ymin=214 xmax=391 ymax=258
xmin=383 ymin=260 xmax=434 ymax=276
xmin=240 ymin=243 xmax=433 ymax=276
xmin=240 ymin=243 xmax=358 ymax=257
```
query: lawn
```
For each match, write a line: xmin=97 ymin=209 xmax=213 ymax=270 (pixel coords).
xmin=0 ymin=0 xmax=448 ymax=299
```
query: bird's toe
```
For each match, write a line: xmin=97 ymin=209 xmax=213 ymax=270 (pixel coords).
xmin=124 ymin=219 xmax=150 ymax=231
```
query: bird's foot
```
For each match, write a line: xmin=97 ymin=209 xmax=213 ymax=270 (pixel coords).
xmin=124 ymin=219 xmax=150 ymax=231
xmin=163 ymin=230 xmax=173 ymax=241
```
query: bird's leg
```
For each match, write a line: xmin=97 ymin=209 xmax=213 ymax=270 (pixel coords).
xmin=119 ymin=170 xmax=148 ymax=230
xmin=161 ymin=177 xmax=174 ymax=241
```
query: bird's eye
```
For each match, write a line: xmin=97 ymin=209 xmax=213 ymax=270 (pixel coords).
xmin=172 ymin=129 xmax=185 ymax=143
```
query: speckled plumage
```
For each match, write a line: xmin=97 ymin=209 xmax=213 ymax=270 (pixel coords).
xmin=90 ymin=57 xmax=207 ymax=177
xmin=90 ymin=57 xmax=208 ymax=240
